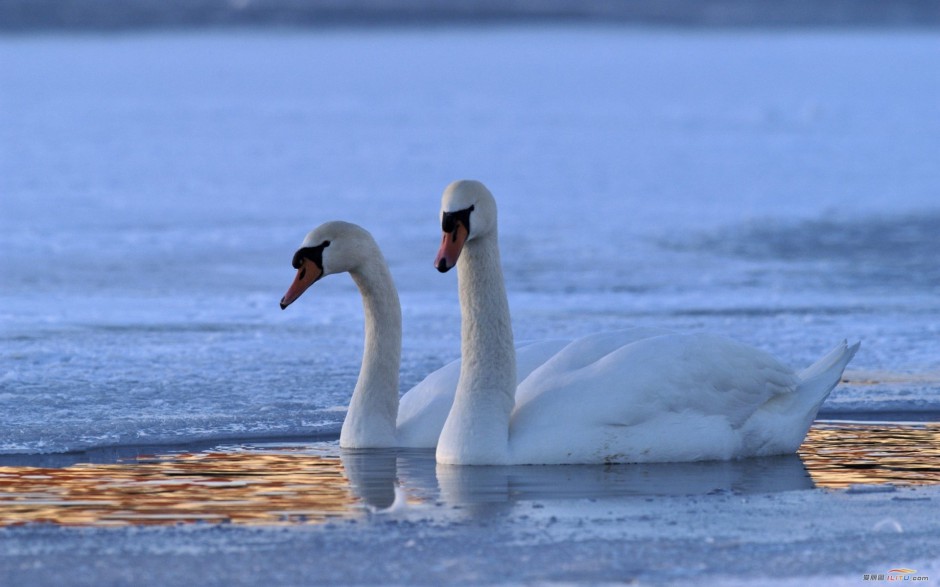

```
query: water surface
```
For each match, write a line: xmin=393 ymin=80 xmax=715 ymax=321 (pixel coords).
xmin=1 ymin=422 xmax=937 ymax=527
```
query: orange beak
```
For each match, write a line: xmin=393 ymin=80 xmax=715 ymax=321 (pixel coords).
xmin=434 ymin=222 xmax=468 ymax=273
xmin=280 ymin=260 xmax=323 ymax=309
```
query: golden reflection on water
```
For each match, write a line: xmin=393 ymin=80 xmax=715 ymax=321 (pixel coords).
xmin=0 ymin=422 xmax=937 ymax=527
xmin=800 ymin=422 xmax=940 ymax=489
xmin=0 ymin=450 xmax=355 ymax=527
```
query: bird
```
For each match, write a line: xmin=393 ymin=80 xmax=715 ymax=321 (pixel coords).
xmin=432 ymin=179 xmax=859 ymax=465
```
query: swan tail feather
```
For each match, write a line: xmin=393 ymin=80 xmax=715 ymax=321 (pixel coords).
xmin=796 ymin=339 xmax=860 ymax=405
xmin=748 ymin=340 xmax=859 ymax=455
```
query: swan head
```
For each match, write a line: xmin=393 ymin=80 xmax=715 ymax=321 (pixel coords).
xmin=280 ymin=221 xmax=378 ymax=310
xmin=434 ymin=179 xmax=497 ymax=273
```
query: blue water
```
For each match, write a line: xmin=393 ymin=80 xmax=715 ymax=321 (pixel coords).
xmin=2 ymin=27 xmax=939 ymax=455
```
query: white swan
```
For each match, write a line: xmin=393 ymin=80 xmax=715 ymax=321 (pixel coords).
xmin=432 ymin=180 xmax=859 ymax=465
xmin=280 ymin=221 xmax=569 ymax=449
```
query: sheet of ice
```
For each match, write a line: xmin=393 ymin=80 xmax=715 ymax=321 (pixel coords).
xmin=1 ymin=27 xmax=939 ymax=453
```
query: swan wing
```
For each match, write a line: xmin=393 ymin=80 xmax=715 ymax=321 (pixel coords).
xmin=510 ymin=333 xmax=799 ymax=464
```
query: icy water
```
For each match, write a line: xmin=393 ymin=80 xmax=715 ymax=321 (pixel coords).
xmin=1 ymin=28 xmax=939 ymax=470
xmin=0 ymin=422 xmax=938 ymax=527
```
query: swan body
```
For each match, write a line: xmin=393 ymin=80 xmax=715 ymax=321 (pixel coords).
xmin=280 ymin=221 xmax=569 ymax=448
xmin=433 ymin=180 xmax=859 ymax=465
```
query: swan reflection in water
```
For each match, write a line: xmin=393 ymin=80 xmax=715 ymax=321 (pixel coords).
xmin=0 ymin=423 xmax=937 ymax=526
xmin=341 ymin=449 xmax=813 ymax=512
xmin=345 ymin=421 xmax=940 ymax=510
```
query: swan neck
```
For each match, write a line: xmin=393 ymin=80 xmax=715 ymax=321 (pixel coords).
xmin=458 ymin=233 xmax=515 ymax=380
xmin=438 ymin=229 xmax=516 ymax=464
xmin=340 ymin=255 xmax=402 ymax=447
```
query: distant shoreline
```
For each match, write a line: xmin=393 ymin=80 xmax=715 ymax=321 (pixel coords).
xmin=2 ymin=0 xmax=939 ymax=33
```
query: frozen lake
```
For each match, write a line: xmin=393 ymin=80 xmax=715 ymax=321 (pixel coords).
xmin=1 ymin=24 xmax=940 ymax=586
xmin=2 ymin=27 xmax=939 ymax=456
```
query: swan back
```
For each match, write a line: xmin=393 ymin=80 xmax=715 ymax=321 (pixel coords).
xmin=509 ymin=332 xmax=802 ymax=464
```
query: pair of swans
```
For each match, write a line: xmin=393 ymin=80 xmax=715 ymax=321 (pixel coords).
xmin=281 ymin=180 xmax=858 ymax=465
